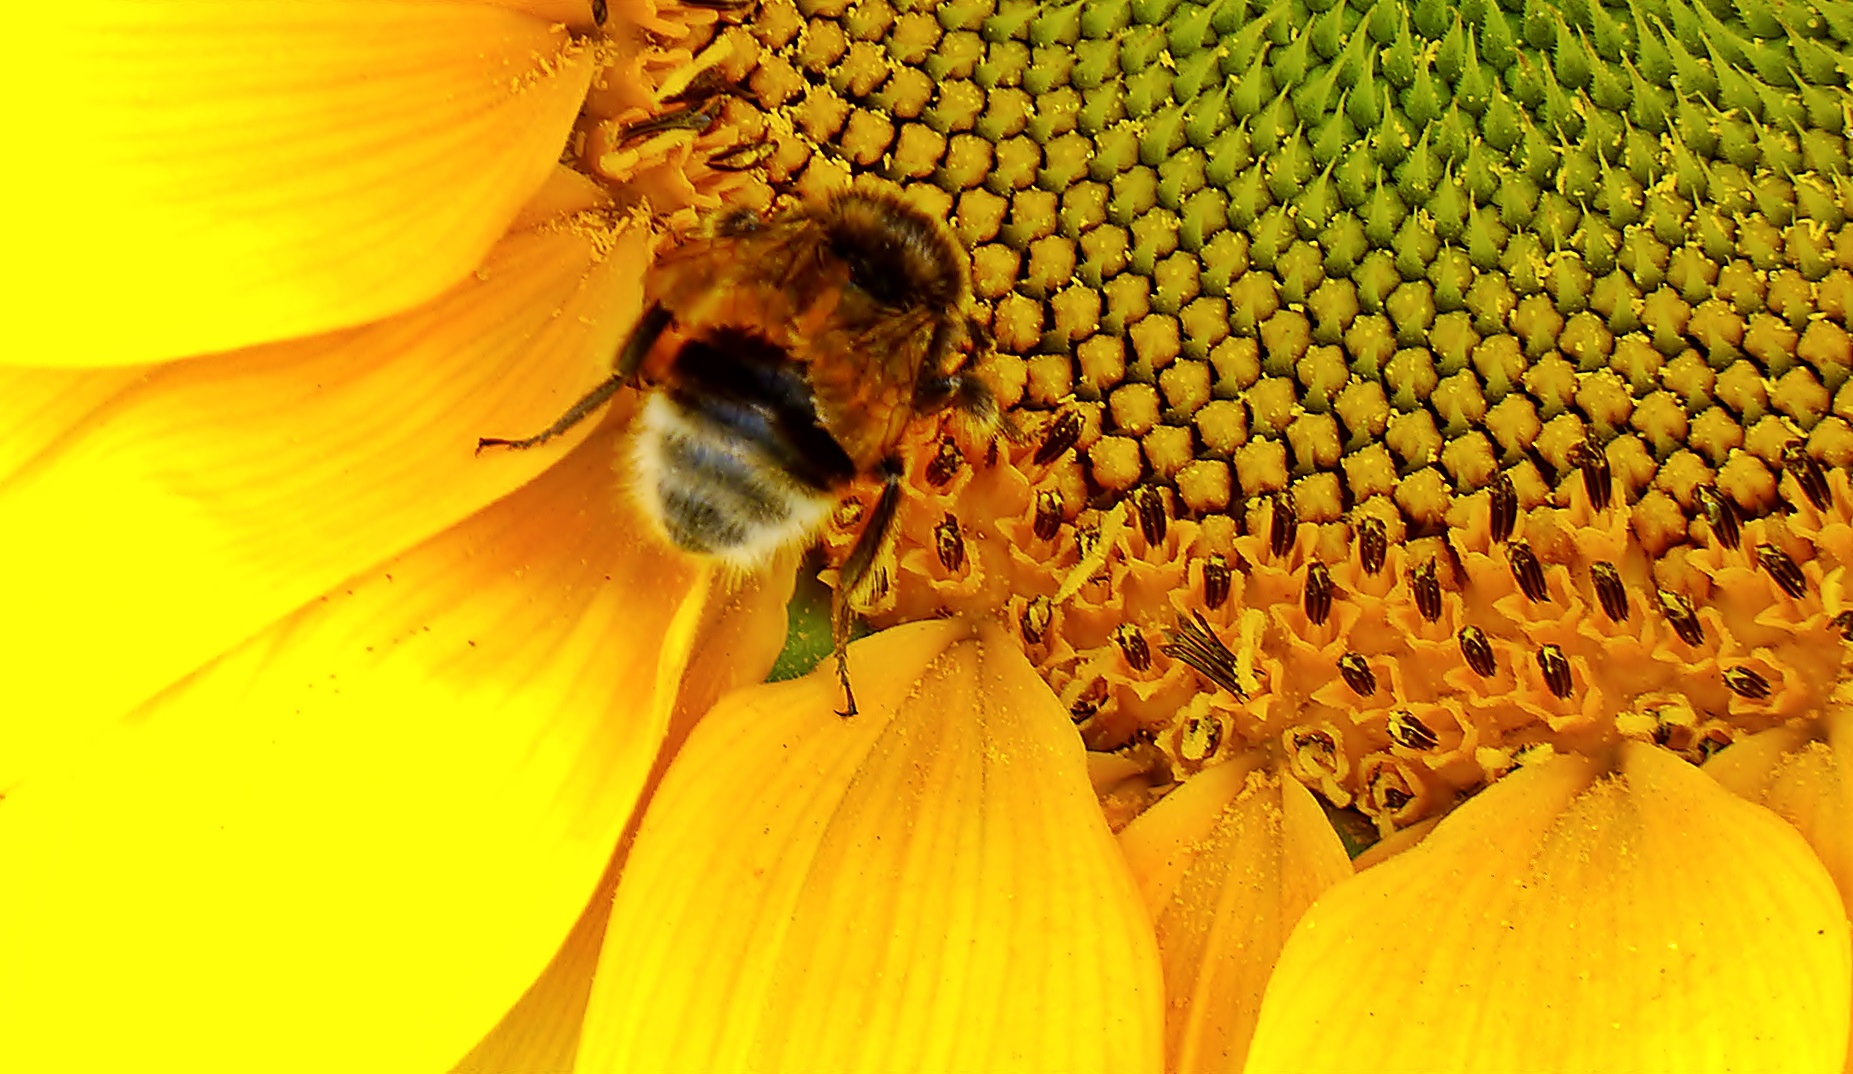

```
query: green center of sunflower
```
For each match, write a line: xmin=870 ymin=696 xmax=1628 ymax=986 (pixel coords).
xmin=598 ymin=0 xmax=1853 ymax=839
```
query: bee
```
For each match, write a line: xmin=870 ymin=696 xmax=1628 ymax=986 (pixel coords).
xmin=478 ymin=188 xmax=1001 ymax=715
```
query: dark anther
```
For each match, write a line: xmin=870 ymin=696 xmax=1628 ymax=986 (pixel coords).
xmin=1339 ymin=652 xmax=1377 ymax=697
xmin=591 ymin=0 xmax=607 ymax=24
xmin=1020 ymin=596 xmax=1053 ymax=645
xmin=1783 ymin=441 xmax=1830 ymax=511
xmin=1695 ymin=485 xmax=1742 ymax=551
xmin=1116 ymin=624 xmax=1153 ymax=672
xmin=1293 ymin=730 xmax=1339 ymax=771
xmin=664 ymin=70 xmax=739 ymax=109
xmin=616 ymin=96 xmax=726 ymax=145
xmin=1508 ymin=541 xmax=1549 ymax=602
xmin=1658 ymin=589 xmax=1706 ymax=647
xmin=1458 ymin=625 xmax=1497 ymax=677
xmin=1269 ymin=492 xmax=1296 ymax=558
xmin=1567 ymin=439 xmax=1612 ymax=512
xmin=1069 ymin=677 xmax=1108 ymax=722
xmin=1133 ymin=486 xmax=1168 ymax=546
xmin=1536 ymin=644 xmax=1573 ymax=699
xmin=1723 ymin=666 xmax=1773 ymax=700
xmin=1203 ymin=554 xmax=1232 ymax=609
xmin=1591 ymin=561 xmax=1629 ymax=622
xmin=934 ymin=513 xmax=965 ymax=572
xmin=1694 ymin=730 xmax=1732 ymax=761
xmin=1359 ymin=516 xmax=1387 ymax=575
xmin=1033 ymin=489 xmax=1064 ymax=541
xmin=707 ymin=139 xmax=775 ymax=172
xmin=1489 ymin=471 xmax=1518 ymax=544
xmin=1178 ymin=715 xmax=1223 ymax=763
xmin=1303 ymin=562 xmax=1334 ymax=625
xmin=925 ymin=437 xmax=963 ymax=487
xmin=1074 ymin=523 xmax=1100 ymax=561
xmin=1834 ymin=610 xmax=1853 ymax=641
xmin=1369 ymin=764 xmax=1416 ymax=811
xmin=1162 ymin=611 xmax=1248 ymax=698
xmin=1033 ymin=410 xmax=1083 ymax=465
xmin=1387 ymin=710 xmax=1439 ymax=751
xmin=1413 ymin=559 xmax=1442 ymax=622
xmin=1756 ymin=543 xmax=1808 ymax=599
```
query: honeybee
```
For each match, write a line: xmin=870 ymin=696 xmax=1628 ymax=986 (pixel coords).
xmin=479 ymin=189 xmax=1001 ymax=715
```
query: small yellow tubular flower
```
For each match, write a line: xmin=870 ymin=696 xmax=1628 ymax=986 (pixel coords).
xmin=578 ymin=620 xmax=1166 ymax=1074
xmin=1118 ymin=755 xmax=1353 ymax=1074
xmin=1246 ymin=742 xmax=1851 ymax=1073
xmin=5 ymin=1 xmax=594 ymax=366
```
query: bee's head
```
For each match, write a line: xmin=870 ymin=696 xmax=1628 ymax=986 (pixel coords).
xmin=818 ymin=191 xmax=967 ymax=314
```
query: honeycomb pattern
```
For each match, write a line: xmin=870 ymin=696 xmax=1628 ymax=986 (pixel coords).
xmin=589 ymin=0 xmax=1853 ymax=835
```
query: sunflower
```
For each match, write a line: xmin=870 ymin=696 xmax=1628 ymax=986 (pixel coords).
xmin=5 ymin=1 xmax=1852 ymax=1072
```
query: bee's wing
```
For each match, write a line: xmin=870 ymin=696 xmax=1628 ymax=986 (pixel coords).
xmin=805 ymin=312 xmax=936 ymax=471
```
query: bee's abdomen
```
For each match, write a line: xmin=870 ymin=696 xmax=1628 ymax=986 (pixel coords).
xmin=667 ymin=329 xmax=856 ymax=491
xmin=631 ymin=331 xmax=854 ymax=567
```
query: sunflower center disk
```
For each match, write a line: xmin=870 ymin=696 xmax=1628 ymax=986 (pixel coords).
xmin=615 ymin=0 xmax=1853 ymax=835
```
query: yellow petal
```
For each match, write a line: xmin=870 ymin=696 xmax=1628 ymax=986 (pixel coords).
xmin=0 ymin=415 xmax=732 ymax=1074
xmin=1246 ymin=744 xmax=1852 ymax=1074
xmin=1707 ymin=708 xmax=1853 ymax=1073
xmin=577 ymin=621 xmax=1165 ymax=1074
xmin=455 ymin=554 xmax=797 ymax=1074
xmin=0 ymin=201 xmax=648 ymax=783
xmin=1118 ymin=757 xmax=1353 ymax=1074
xmin=1707 ymin=708 xmax=1853 ymax=913
xmin=5 ymin=2 xmax=592 ymax=366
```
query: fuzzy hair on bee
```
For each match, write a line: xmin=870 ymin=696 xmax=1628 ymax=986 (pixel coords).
xmin=478 ymin=186 xmax=1003 ymax=715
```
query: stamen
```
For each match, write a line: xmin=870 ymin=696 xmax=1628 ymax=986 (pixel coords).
xmin=1163 ymin=612 xmax=1249 ymax=699
xmin=1303 ymin=562 xmax=1334 ymax=626
xmin=1413 ymin=560 xmax=1442 ymax=623
xmin=1507 ymin=541 xmax=1549 ymax=602
xmin=1757 ymin=543 xmax=1808 ymax=599
xmin=1658 ymin=589 xmax=1706 ymax=647
xmin=1696 ymin=486 xmax=1742 ymax=551
xmin=934 ymin=513 xmax=965 ymax=572
xmin=1536 ymin=644 xmax=1573 ymax=699
xmin=1591 ymin=562 xmax=1629 ymax=622
xmin=1387 ymin=710 xmax=1440 ymax=751
xmin=1723 ymin=666 xmax=1773 ymax=700
xmin=1358 ymin=516 xmax=1387 ymax=575
xmin=1783 ymin=441 xmax=1830 ymax=511
xmin=1115 ymin=624 xmax=1152 ymax=673
xmin=1033 ymin=490 xmax=1064 ymax=541
xmin=1489 ymin=471 xmax=1518 ymax=544
xmin=1458 ymin=626 xmax=1497 ymax=678
xmin=1338 ymin=653 xmax=1377 ymax=697
xmin=1033 ymin=411 xmax=1082 ymax=466
xmin=925 ymin=436 xmax=963 ymax=486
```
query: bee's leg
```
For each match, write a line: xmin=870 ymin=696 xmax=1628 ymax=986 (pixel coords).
xmin=830 ymin=461 xmax=905 ymax=718
xmin=477 ymin=303 xmax=672 ymax=453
